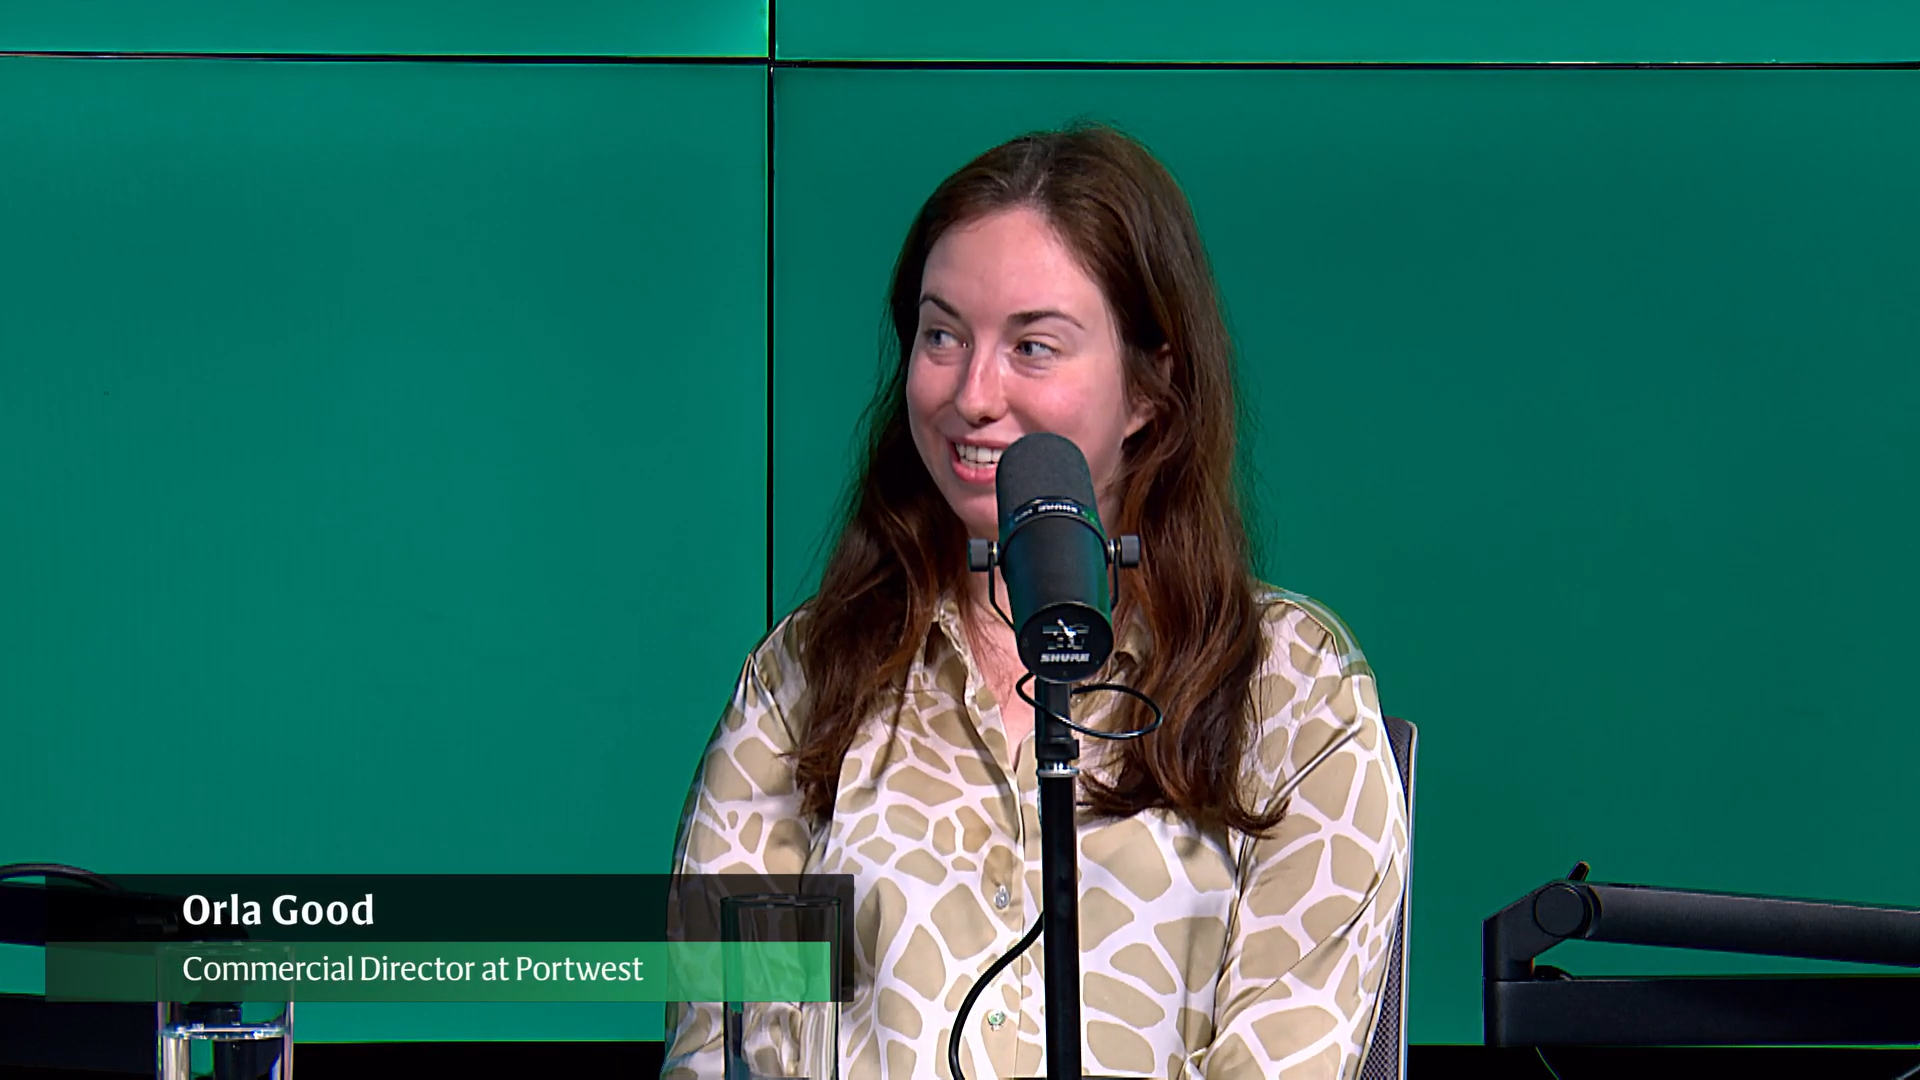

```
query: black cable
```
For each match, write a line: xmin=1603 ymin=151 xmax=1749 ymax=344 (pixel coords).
xmin=0 ymin=862 xmax=119 ymax=890
xmin=1015 ymin=673 xmax=1164 ymax=741
xmin=944 ymin=678 xmax=1161 ymax=1080
xmin=1535 ymin=1046 xmax=1564 ymax=1078
xmin=987 ymin=566 xmax=1018 ymax=632
xmin=985 ymin=565 xmax=1167 ymax=739
xmin=949 ymin=912 xmax=1045 ymax=1080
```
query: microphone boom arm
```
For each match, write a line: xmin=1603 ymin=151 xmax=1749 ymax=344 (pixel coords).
xmin=1483 ymin=865 xmax=1920 ymax=1047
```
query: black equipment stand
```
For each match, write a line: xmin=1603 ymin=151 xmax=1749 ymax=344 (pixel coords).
xmin=1032 ymin=677 xmax=1099 ymax=1080
xmin=1484 ymin=862 xmax=1920 ymax=1047
xmin=968 ymin=520 xmax=1142 ymax=1080
xmin=1018 ymin=678 xmax=1132 ymax=1080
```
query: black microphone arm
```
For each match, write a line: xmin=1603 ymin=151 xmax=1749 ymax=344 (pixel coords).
xmin=1484 ymin=862 xmax=1920 ymax=1047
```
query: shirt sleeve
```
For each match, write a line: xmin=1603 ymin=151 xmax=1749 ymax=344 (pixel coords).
xmin=1200 ymin=610 xmax=1410 ymax=1079
xmin=662 ymin=633 xmax=815 ymax=1080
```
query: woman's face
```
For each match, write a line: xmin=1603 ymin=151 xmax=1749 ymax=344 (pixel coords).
xmin=906 ymin=207 xmax=1152 ymax=542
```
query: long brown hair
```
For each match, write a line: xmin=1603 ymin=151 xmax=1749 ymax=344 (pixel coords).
xmin=790 ymin=120 xmax=1281 ymax=836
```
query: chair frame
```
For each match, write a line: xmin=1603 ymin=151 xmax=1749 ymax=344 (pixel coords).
xmin=1359 ymin=715 xmax=1417 ymax=1080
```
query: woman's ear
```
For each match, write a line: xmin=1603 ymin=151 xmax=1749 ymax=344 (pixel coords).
xmin=1125 ymin=345 xmax=1172 ymax=437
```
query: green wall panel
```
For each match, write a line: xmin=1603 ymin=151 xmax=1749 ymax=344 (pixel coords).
xmin=775 ymin=0 xmax=1920 ymax=63
xmin=0 ymin=57 xmax=768 ymax=1041
xmin=0 ymin=1 xmax=765 ymax=57
xmin=771 ymin=67 xmax=1920 ymax=1044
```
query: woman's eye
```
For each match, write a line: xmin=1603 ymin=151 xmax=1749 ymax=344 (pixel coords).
xmin=1015 ymin=340 xmax=1055 ymax=358
xmin=923 ymin=328 xmax=957 ymax=348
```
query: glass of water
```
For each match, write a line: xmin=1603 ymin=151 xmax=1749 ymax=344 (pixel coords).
xmin=721 ymin=893 xmax=839 ymax=1080
xmin=157 ymin=1000 xmax=293 ymax=1079
xmin=156 ymin=943 xmax=293 ymax=1080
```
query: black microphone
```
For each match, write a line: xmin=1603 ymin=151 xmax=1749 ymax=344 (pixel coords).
xmin=993 ymin=433 xmax=1115 ymax=682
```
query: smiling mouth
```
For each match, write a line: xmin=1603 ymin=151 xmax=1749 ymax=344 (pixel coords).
xmin=948 ymin=441 xmax=1005 ymax=485
xmin=954 ymin=442 xmax=1005 ymax=467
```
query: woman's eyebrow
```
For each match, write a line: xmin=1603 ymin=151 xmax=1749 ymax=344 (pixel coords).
xmin=919 ymin=292 xmax=966 ymax=323
xmin=920 ymin=292 xmax=1083 ymax=331
xmin=1006 ymin=308 xmax=1083 ymax=331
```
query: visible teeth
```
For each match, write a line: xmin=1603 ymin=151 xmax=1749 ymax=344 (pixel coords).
xmin=957 ymin=443 xmax=1004 ymax=466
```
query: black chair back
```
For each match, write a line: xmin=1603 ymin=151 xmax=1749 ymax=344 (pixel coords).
xmin=1359 ymin=716 xmax=1417 ymax=1080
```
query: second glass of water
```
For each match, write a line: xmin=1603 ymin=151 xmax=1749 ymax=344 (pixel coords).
xmin=721 ymin=893 xmax=839 ymax=1080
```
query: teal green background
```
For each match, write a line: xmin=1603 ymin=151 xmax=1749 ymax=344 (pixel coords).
xmin=0 ymin=56 xmax=767 ymax=1041
xmin=773 ymin=64 xmax=1920 ymax=1041
xmin=0 ymin=2 xmax=767 ymax=56
xmin=775 ymin=0 xmax=1920 ymax=62
xmin=4 ymin=0 xmax=1919 ymax=1050
xmin=5 ymin=0 xmax=1919 ymax=60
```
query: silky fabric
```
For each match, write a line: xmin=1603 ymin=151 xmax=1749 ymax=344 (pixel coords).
xmin=664 ymin=587 xmax=1409 ymax=1080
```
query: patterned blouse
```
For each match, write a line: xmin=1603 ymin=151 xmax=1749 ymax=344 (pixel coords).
xmin=663 ymin=587 xmax=1409 ymax=1080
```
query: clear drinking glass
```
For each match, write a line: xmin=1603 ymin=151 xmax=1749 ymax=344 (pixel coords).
xmin=156 ymin=1001 xmax=292 ymax=1080
xmin=155 ymin=943 xmax=293 ymax=1080
xmin=721 ymin=894 xmax=840 ymax=1080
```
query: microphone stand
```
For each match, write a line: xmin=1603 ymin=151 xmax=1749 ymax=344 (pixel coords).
xmin=970 ymin=516 xmax=1140 ymax=1080
xmin=1032 ymin=677 xmax=1086 ymax=1080
xmin=1027 ymin=678 xmax=1130 ymax=1080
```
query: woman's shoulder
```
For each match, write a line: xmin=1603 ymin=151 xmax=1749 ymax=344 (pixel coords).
xmin=1250 ymin=582 xmax=1374 ymax=683
xmin=1239 ymin=584 xmax=1389 ymax=812
xmin=731 ymin=605 xmax=812 ymax=712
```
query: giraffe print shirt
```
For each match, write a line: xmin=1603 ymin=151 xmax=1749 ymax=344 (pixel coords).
xmin=663 ymin=587 xmax=1409 ymax=1080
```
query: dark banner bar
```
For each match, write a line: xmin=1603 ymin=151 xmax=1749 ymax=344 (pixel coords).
xmin=4 ymin=874 xmax=854 ymax=945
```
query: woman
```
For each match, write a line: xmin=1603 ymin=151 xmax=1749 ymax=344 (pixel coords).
xmin=665 ymin=121 xmax=1409 ymax=1080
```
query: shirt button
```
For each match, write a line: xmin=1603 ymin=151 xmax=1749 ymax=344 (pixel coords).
xmin=993 ymin=885 xmax=1010 ymax=910
xmin=986 ymin=1010 xmax=1006 ymax=1029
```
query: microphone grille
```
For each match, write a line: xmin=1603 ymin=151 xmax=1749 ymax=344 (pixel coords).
xmin=996 ymin=433 xmax=1099 ymax=523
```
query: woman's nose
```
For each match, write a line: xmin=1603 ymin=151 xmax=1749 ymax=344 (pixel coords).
xmin=954 ymin=351 xmax=1007 ymax=424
